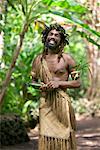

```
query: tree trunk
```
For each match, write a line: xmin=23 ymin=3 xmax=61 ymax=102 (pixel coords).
xmin=0 ymin=32 xmax=4 ymax=67
xmin=0 ymin=0 xmax=5 ymax=65
xmin=0 ymin=23 xmax=28 ymax=105
xmin=86 ymin=0 xmax=100 ymax=101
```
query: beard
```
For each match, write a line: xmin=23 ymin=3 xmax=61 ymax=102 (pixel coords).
xmin=45 ymin=38 xmax=60 ymax=50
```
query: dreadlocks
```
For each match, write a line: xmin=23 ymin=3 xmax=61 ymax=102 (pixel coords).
xmin=41 ymin=23 xmax=69 ymax=62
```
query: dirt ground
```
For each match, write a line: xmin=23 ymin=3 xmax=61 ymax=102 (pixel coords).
xmin=76 ymin=116 xmax=100 ymax=150
xmin=1 ymin=116 xmax=100 ymax=150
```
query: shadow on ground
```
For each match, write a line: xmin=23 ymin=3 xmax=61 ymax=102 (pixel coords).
xmin=76 ymin=117 xmax=100 ymax=150
xmin=1 ymin=117 xmax=100 ymax=150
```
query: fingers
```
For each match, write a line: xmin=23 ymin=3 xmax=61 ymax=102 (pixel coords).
xmin=40 ymin=81 xmax=59 ymax=91
xmin=47 ymin=81 xmax=53 ymax=89
xmin=47 ymin=81 xmax=59 ymax=89
xmin=40 ymin=85 xmax=47 ymax=91
xmin=40 ymin=82 xmax=53 ymax=91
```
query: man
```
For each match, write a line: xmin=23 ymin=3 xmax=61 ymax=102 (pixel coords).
xmin=31 ymin=23 xmax=80 ymax=150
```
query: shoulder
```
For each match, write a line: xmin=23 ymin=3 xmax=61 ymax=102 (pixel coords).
xmin=32 ymin=53 xmax=42 ymax=64
xmin=63 ymin=53 xmax=72 ymax=59
xmin=62 ymin=53 xmax=76 ymax=66
xmin=34 ymin=53 xmax=42 ymax=61
xmin=32 ymin=54 xmax=42 ymax=74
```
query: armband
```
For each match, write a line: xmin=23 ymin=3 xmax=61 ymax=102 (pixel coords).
xmin=71 ymin=71 xmax=80 ymax=80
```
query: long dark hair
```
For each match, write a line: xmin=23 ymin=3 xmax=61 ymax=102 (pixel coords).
xmin=41 ymin=23 xmax=69 ymax=62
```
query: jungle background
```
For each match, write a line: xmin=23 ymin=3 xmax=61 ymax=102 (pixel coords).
xmin=0 ymin=0 xmax=100 ymax=149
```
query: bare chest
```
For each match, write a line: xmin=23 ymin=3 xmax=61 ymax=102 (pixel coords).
xmin=45 ymin=56 xmax=69 ymax=79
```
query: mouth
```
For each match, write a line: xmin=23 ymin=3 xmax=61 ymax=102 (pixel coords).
xmin=49 ymin=40 xmax=55 ymax=45
xmin=48 ymin=39 xmax=57 ymax=45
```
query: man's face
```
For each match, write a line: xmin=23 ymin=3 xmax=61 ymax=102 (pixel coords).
xmin=46 ymin=29 xmax=61 ymax=50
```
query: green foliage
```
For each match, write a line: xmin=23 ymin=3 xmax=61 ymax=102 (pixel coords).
xmin=1 ymin=85 xmax=24 ymax=115
xmin=49 ymin=0 xmax=100 ymax=48
xmin=0 ymin=1 xmax=44 ymax=120
xmin=22 ymin=98 xmax=39 ymax=121
xmin=21 ymin=86 xmax=40 ymax=123
xmin=1 ymin=0 xmax=99 ymax=119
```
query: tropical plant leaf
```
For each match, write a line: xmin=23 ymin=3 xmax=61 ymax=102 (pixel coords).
xmin=49 ymin=10 xmax=100 ymax=38
xmin=50 ymin=0 xmax=87 ymax=14
xmin=42 ymin=0 xmax=53 ymax=6
xmin=77 ymin=31 xmax=100 ymax=48
xmin=34 ymin=20 xmax=47 ymax=30
xmin=7 ymin=0 xmax=17 ymax=11
xmin=22 ymin=100 xmax=32 ymax=114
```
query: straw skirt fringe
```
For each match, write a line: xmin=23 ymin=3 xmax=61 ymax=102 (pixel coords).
xmin=39 ymin=132 xmax=76 ymax=150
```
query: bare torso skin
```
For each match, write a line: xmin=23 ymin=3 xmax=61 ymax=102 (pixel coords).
xmin=32 ymin=29 xmax=80 ymax=90
xmin=32 ymin=53 xmax=80 ymax=91
xmin=45 ymin=53 xmax=69 ymax=81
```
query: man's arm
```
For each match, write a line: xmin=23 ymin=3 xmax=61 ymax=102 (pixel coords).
xmin=59 ymin=54 xmax=80 ymax=89
xmin=46 ymin=54 xmax=80 ymax=89
xmin=31 ymin=57 xmax=38 ymax=83
xmin=58 ymin=79 xmax=80 ymax=89
xmin=31 ymin=55 xmax=42 ymax=83
xmin=47 ymin=76 xmax=80 ymax=89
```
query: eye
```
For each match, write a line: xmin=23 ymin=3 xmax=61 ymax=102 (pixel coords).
xmin=55 ymin=34 xmax=59 ymax=37
xmin=48 ymin=32 xmax=53 ymax=36
xmin=50 ymin=32 xmax=53 ymax=36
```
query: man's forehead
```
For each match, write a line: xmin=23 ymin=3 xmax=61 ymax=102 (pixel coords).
xmin=49 ymin=29 xmax=60 ymax=34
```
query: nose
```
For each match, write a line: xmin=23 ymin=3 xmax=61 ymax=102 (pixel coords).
xmin=51 ymin=34 xmax=56 ymax=38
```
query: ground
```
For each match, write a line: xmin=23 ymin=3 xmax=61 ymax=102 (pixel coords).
xmin=1 ymin=116 xmax=100 ymax=150
xmin=76 ymin=116 xmax=100 ymax=150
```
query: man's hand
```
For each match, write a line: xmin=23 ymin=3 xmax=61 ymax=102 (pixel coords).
xmin=40 ymin=82 xmax=47 ymax=91
xmin=40 ymin=81 xmax=60 ymax=91
xmin=47 ymin=80 xmax=60 ymax=89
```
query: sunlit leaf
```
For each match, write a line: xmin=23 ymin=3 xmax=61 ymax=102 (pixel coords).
xmin=49 ymin=10 xmax=100 ymax=38
xmin=77 ymin=31 xmax=100 ymax=48
xmin=22 ymin=100 xmax=32 ymax=114
xmin=50 ymin=0 xmax=87 ymax=14
xmin=7 ymin=0 xmax=17 ymax=11
xmin=42 ymin=0 xmax=53 ymax=6
xmin=34 ymin=20 xmax=46 ymax=30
